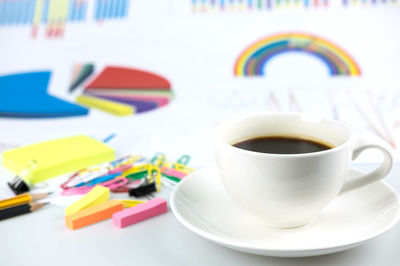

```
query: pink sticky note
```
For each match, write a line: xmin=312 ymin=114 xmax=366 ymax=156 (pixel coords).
xmin=112 ymin=198 xmax=168 ymax=228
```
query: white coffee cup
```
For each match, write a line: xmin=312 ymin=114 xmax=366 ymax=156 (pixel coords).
xmin=215 ymin=112 xmax=393 ymax=228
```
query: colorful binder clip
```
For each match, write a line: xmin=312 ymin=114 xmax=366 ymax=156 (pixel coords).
xmin=7 ymin=160 xmax=37 ymax=195
xmin=128 ymin=183 xmax=157 ymax=197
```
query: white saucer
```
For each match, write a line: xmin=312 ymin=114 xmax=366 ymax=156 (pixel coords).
xmin=170 ymin=166 xmax=400 ymax=257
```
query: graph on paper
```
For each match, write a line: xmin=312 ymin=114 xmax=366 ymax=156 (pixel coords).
xmin=192 ymin=0 xmax=330 ymax=11
xmin=205 ymin=87 xmax=400 ymax=152
xmin=0 ymin=0 xmax=130 ymax=38
xmin=191 ymin=0 xmax=398 ymax=12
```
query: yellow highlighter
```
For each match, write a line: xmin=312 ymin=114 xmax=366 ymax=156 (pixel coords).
xmin=65 ymin=185 xmax=110 ymax=216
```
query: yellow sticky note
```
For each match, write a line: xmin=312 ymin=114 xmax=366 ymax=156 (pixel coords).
xmin=76 ymin=94 xmax=134 ymax=116
xmin=65 ymin=185 xmax=110 ymax=216
xmin=2 ymin=135 xmax=115 ymax=184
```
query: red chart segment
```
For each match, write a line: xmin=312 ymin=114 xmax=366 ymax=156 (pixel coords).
xmin=82 ymin=66 xmax=173 ymax=114
xmin=85 ymin=66 xmax=171 ymax=89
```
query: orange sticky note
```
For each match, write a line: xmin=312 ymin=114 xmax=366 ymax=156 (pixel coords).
xmin=65 ymin=200 xmax=123 ymax=230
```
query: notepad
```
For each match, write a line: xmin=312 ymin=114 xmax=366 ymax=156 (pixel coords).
xmin=2 ymin=135 xmax=115 ymax=185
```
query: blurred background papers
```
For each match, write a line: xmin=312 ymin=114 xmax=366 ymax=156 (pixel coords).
xmin=0 ymin=0 xmax=399 ymax=165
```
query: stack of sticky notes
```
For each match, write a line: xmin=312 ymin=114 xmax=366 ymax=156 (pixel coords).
xmin=66 ymin=200 xmax=124 ymax=230
xmin=2 ymin=135 xmax=115 ymax=185
xmin=64 ymin=185 xmax=168 ymax=230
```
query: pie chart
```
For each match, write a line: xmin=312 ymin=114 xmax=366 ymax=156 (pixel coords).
xmin=77 ymin=66 xmax=174 ymax=116
xmin=0 ymin=66 xmax=173 ymax=118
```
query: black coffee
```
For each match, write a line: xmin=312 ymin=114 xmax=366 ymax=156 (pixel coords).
xmin=233 ymin=136 xmax=333 ymax=154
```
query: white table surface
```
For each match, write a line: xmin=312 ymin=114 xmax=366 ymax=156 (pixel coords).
xmin=1 ymin=163 xmax=399 ymax=266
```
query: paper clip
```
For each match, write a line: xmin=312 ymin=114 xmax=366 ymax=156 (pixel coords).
xmin=110 ymin=178 xmax=145 ymax=193
xmin=150 ymin=153 xmax=164 ymax=164
xmin=177 ymin=155 xmax=190 ymax=166
xmin=162 ymin=174 xmax=180 ymax=183
xmin=150 ymin=153 xmax=170 ymax=167
xmin=62 ymin=177 xmax=128 ymax=196
xmin=160 ymin=166 xmax=186 ymax=179
xmin=81 ymin=162 xmax=110 ymax=175
xmin=124 ymin=163 xmax=152 ymax=178
xmin=109 ymin=164 xmax=132 ymax=174
xmin=126 ymin=171 xmax=149 ymax=181
xmin=61 ymin=167 xmax=108 ymax=189
xmin=82 ymin=172 xmax=122 ymax=187
xmin=102 ymin=177 xmax=129 ymax=191
xmin=61 ymin=155 xmax=139 ymax=190
xmin=172 ymin=163 xmax=195 ymax=174
xmin=112 ymin=155 xmax=143 ymax=168
xmin=62 ymin=186 xmax=95 ymax=196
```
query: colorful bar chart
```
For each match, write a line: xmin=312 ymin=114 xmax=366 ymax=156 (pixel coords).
xmin=191 ymin=0 xmax=398 ymax=11
xmin=191 ymin=0 xmax=329 ymax=10
xmin=94 ymin=0 xmax=129 ymax=21
xmin=342 ymin=0 xmax=398 ymax=5
xmin=0 ymin=0 xmax=130 ymax=38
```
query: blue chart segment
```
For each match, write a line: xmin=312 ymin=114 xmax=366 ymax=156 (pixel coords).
xmin=0 ymin=71 xmax=88 ymax=118
xmin=0 ymin=0 xmax=130 ymax=38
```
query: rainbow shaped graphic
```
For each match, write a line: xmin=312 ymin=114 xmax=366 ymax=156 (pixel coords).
xmin=234 ymin=32 xmax=361 ymax=76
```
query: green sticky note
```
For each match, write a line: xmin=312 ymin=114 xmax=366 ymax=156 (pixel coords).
xmin=2 ymin=135 xmax=115 ymax=185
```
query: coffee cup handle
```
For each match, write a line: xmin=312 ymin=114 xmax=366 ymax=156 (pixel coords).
xmin=340 ymin=137 xmax=394 ymax=194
